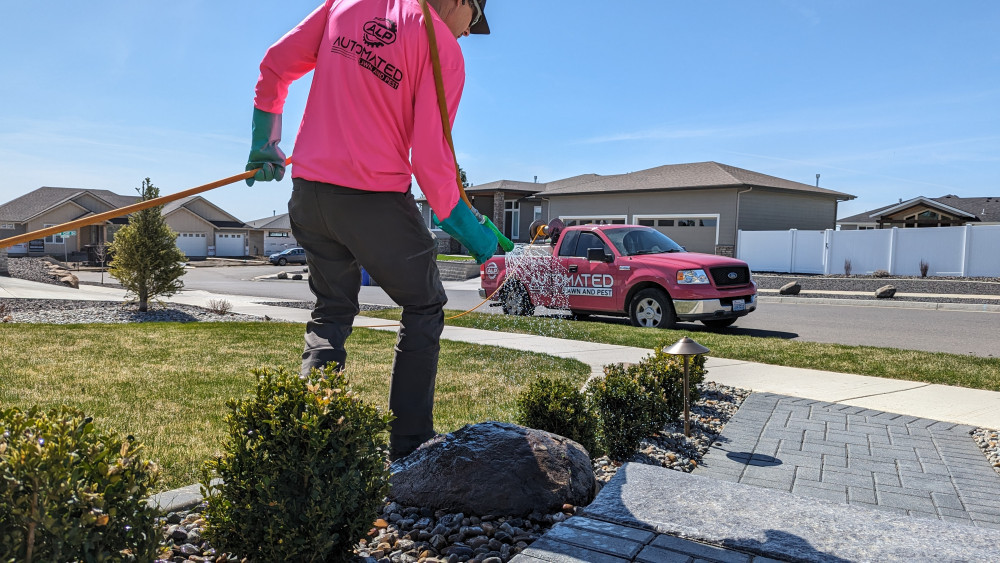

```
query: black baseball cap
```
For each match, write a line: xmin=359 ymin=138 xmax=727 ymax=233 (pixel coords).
xmin=470 ymin=0 xmax=490 ymax=35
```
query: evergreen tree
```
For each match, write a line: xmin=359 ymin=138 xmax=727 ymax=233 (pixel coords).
xmin=458 ymin=164 xmax=470 ymax=189
xmin=109 ymin=178 xmax=186 ymax=311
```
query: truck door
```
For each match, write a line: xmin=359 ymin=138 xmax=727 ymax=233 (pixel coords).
xmin=560 ymin=231 xmax=623 ymax=312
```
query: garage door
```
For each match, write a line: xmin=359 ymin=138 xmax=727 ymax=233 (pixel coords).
xmin=176 ymin=232 xmax=207 ymax=258
xmin=214 ymin=232 xmax=245 ymax=257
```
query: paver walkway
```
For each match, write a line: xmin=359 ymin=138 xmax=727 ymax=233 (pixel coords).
xmin=694 ymin=393 xmax=1000 ymax=530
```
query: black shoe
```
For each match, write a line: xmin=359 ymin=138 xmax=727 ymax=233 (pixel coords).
xmin=389 ymin=432 xmax=440 ymax=462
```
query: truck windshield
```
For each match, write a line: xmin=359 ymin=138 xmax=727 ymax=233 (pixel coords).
xmin=604 ymin=227 xmax=685 ymax=256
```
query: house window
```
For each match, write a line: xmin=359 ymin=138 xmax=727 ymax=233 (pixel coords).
xmin=657 ymin=219 xmax=674 ymax=227
xmin=43 ymin=224 xmax=64 ymax=244
xmin=700 ymin=218 xmax=717 ymax=227
xmin=638 ymin=219 xmax=655 ymax=226
xmin=505 ymin=201 xmax=520 ymax=239
xmin=0 ymin=223 xmax=14 ymax=230
xmin=268 ymin=231 xmax=289 ymax=237
xmin=677 ymin=220 xmax=697 ymax=227
xmin=533 ymin=206 xmax=542 ymax=222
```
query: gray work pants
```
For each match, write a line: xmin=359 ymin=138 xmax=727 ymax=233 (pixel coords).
xmin=288 ymin=178 xmax=447 ymax=439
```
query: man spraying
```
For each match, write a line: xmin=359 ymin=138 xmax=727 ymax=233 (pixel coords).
xmin=246 ymin=0 xmax=496 ymax=461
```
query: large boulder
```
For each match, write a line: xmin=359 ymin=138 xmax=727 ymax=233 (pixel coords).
xmin=875 ymin=285 xmax=896 ymax=299
xmin=389 ymin=421 xmax=597 ymax=516
xmin=779 ymin=281 xmax=801 ymax=295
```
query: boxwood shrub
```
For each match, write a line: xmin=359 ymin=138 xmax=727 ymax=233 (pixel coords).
xmin=0 ymin=405 xmax=160 ymax=562
xmin=201 ymin=365 xmax=392 ymax=562
xmin=515 ymin=376 xmax=600 ymax=457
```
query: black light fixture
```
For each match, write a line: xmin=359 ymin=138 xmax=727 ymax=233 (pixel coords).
xmin=664 ymin=336 xmax=710 ymax=437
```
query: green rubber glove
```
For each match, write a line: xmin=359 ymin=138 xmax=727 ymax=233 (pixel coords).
xmin=245 ymin=107 xmax=286 ymax=186
xmin=434 ymin=203 xmax=498 ymax=264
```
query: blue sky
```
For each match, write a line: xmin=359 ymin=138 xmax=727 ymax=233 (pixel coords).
xmin=2 ymin=1 xmax=998 ymax=223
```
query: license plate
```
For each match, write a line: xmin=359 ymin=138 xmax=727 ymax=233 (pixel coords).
xmin=732 ymin=299 xmax=745 ymax=312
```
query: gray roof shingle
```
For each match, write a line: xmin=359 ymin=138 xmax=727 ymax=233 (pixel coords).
xmin=417 ymin=162 xmax=854 ymax=203
xmin=537 ymin=162 xmax=854 ymax=198
xmin=0 ymin=187 xmax=139 ymax=222
xmin=246 ymin=213 xmax=291 ymax=229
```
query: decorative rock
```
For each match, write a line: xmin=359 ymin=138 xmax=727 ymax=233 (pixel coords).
xmin=875 ymin=284 xmax=897 ymax=298
xmin=292 ymin=274 xmax=303 ymax=280
xmin=277 ymin=271 xmax=288 ymax=279
xmin=59 ymin=274 xmax=79 ymax=288
xmin=389 ymin=422 xmax=598 ymax=515
xmin=779 ymin=281 xmax=801 ymax=295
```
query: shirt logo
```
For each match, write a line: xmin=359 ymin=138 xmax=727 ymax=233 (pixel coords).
xmin=363 ymin=18 xmax=397 ymax=47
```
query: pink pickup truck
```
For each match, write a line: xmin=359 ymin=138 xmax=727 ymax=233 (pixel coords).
xmin=479 ymin=224 xmax=757 ymax=329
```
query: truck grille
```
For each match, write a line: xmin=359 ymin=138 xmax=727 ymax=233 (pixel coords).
xmin=710 ymin=266 xmax=750 ymax=287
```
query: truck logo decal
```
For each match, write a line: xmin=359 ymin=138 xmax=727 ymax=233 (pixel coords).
xmin=561 ymin=273 xmax=614 ymax=297
xmin=728 ymin=271 xmax=738 ymax=280
xmin=485 ymin=262 xmax=499 ymax=280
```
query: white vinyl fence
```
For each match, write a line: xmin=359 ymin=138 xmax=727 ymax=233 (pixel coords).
xmin=737 ymin=225 xmax=1000 ymax=277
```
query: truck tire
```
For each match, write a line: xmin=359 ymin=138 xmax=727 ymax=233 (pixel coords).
xmin=701 ymin=318 xmax=737 ymax=329
xmin=502 ymin=283 xmax=535 ymax=316
xmin=629 ymin=288 xmax=676 ymax=329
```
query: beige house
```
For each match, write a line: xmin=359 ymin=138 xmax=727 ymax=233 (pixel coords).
xmin=837 ymin=195 xmax=1000 ymax=230
xmin=246 ymin=212 xmax=297 ymax=257
xmin=0 ymin=187 xmax=250 ymax=259
xmin=421 ymin=161 xmax=855 ymax=256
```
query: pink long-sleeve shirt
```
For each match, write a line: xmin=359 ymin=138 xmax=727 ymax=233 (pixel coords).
xmin=254 ymin=0 xmax=465 ymax=219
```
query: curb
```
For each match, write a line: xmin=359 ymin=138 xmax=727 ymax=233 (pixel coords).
xmin=757 ymin=295 xmax=1000 ymax=313
xmin=147 ymin=478 xmax=221 ymax=514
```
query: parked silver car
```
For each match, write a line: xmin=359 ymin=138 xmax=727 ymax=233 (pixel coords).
xmin=269 ymin=247 xmax=307 ymax=266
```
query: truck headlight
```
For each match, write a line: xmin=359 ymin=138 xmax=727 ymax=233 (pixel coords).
xmin=677 ymin=269 xmax=709 ymax=284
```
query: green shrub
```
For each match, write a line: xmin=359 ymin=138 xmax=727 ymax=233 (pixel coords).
xmin=0 ymin=406 xmax=160 ymax=563
xmin=201 ymin=365 xmax=392 ymax=563
xmin=589 ymin=364 xmax=663 ymax=461
xmin=631 ymin=345 xmax=706 ymax=427
xmin=515 ymin=376 xmax=600 ymax=457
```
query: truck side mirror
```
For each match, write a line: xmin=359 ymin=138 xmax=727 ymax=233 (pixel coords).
xmin=586 ymin=247 xmax=613 ymax=263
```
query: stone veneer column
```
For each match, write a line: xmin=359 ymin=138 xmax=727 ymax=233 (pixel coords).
xmin=0 ymin=247 xmax=8 ymax=276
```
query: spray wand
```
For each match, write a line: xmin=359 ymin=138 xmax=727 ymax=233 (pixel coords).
xmin=418 ymin=0 xmax=514 ymax=253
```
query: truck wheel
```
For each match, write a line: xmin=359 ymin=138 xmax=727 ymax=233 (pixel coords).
xmin=702 ymin=318 xmax=737 ymax=330
xmin=502 ymin=283 xmax=535 ymax=316
xmin=629 ymin=288 xmax=676 ymax=329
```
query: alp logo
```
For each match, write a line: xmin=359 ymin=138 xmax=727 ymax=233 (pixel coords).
xmin=363 ymin=18 xmax=397 ymax=47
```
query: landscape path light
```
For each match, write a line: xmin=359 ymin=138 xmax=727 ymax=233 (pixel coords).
xmin=664 ymin=336 xmax=710 ymax=438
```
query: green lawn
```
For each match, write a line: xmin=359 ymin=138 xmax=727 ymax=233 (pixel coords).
xmin=0 ymin=322 xmax=588 ymax=491
xmin=361 ymin=309 xmax=1000 ymax=392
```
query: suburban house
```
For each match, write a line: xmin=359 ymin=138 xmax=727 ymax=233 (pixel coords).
xmin=0 ymin=187 xmax=251 ymax=259
xmin=162 ymin=196 xmax=250 ymax=258
xmin=421 ymin=161 xmax=855 ymax=256
xmin=246 ymin=212 xmax=298 ymax=257
xmin=837 ymin=195 xmax=1000 ymax=230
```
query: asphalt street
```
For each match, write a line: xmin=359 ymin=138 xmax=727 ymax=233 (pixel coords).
xmin=72 ymin=264 xmax=1000 ymax=358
